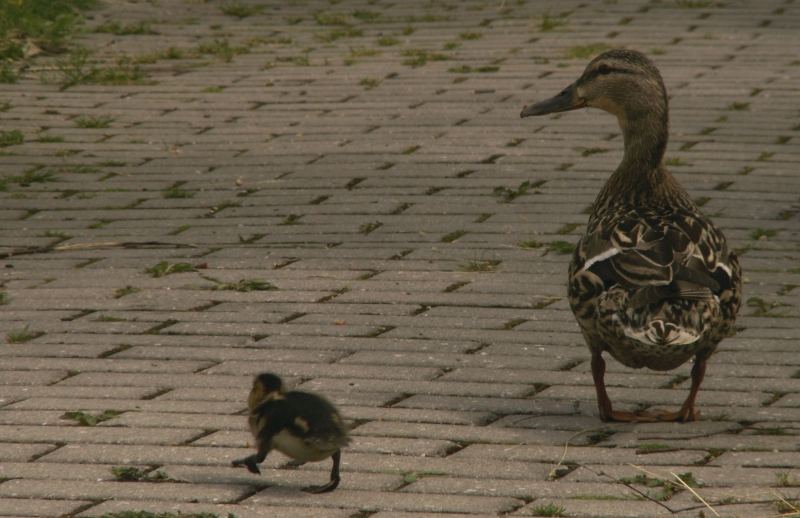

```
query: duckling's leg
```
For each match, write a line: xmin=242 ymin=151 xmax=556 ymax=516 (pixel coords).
xmin=591 ymin=350 xmax=659 ymax=423
xmin=302 ymin=449 xmax=341 ymax=493
xmin=231 ymin=444 xmax=270 ymax=475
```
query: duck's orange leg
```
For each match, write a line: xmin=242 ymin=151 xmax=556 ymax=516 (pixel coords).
xmin=591 ymin=350 xmax=705 ymax=423
xmin=650 ymin=356 xmax=705 ymax=422
xmin=591 ymin=350 xmax=659 ymax=422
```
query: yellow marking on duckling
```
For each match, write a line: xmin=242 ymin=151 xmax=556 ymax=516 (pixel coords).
xmin=294 ymin=416 xmax=310 ymax=433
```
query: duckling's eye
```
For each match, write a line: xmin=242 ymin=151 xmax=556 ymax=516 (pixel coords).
xmin=597 ymin=64 xmax=612 ymax=75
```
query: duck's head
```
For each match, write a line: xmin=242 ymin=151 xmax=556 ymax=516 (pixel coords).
xmin=248 ymin=372 xmax=285 ymax=410
xmin=520 ymin=49 xmax=667 ymax=127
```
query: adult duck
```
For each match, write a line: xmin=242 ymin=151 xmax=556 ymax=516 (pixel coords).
xmin=520 ymin=49 xmax=742 ymax=422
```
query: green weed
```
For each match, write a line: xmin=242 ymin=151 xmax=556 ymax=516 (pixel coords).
xmin=750 ymin=228 xmax=777 ymax=240
xmin=208 ymin=279 xmax=276 ymax=292
xmin=539 ymin=12 xmax=567 ymax=32
xmin=359 ymin=77 xmax=381 ymax=90
xmin=94 ymin=20 xmax=156 ymax=35
xmin=219 ymin=3 xmax=263 ymax=18
xmin=0 ymin=0 xmax=96 ymax=55
xmin=62 ymin=409 xmax=122 ymax=426
xmin=531 ymin=503 xmax=566 ymax=517
xmin=111 ymin=466 xmax=169 ymax=482
xmin=565 ymin=43 xmax=610 ymax=59
xmin=493 ymin=181 xmax=534 ymax=202
xmin=114 ymin=286 xmax=139 ymax=299
xmin=6 ymin=325 xmax=45 ymax=343
xmin=376 ymin=35 xmax=399 ymax=46
xmin=359 ymin=221 xmax=382 ymax=234
xmin=162 ymin=186 xmax=194 ymax=199
xmin=402 ymin=48 xmax=449 ymax=67
xmin=448 ymin=64 xmax=499 ymax=73
xmin=547 ymin=241 xmax=576 ymax=254
xmin=461 ymin=260 xmax=499 ymax=272
xmin=0 ymin=130 xmax=23 ymax=147
xmin=316 ymin=26 xmax=363 ymax=42
xmin=74 ymin=115 xmax=114 ymax=128
xmin=314 ymin=11 xmax=349 ymax=25
xmin=145 ymin=261 xmax=197 ymax=278
xmin=353 ymin=10 xmax=380 ymax=22
xmin=196 ymin=39 xmax=249 ymax=62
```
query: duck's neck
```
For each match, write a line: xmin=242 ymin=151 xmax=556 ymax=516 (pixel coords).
xmin=592 ymin=102 xmax=693 ymax=216
xmin=617 ymin=106 xmax=668 ymax=180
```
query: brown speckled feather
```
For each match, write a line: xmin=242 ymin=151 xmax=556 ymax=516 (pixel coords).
xmin=569 ymin=193 xmax=741 ymax=370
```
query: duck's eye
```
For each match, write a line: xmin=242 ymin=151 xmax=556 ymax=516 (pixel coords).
xmin=597 ymin=64 xmax=612 ymax=75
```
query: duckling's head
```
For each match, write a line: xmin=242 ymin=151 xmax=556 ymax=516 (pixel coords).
xmin=520 ymin=49 xmax=667 ymax=128
xmin=248 ymin=372 xmax=285 ymax=410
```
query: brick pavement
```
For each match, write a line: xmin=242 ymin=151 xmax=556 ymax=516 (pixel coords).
xmin=1 ymin=0 xmax=799 ymax=516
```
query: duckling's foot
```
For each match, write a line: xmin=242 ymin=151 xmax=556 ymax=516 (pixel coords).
xmin=231 ymin=455 xmax=262 ymax=475
xmin=302 ymin=477 xmax=340 ymax=494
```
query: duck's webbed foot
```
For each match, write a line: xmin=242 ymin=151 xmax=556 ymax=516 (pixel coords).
xmin=302 ymin=478 xmax=340 ymax=494
xmin=600 ymin=409 xmax=661 ymax=423
xmin=232 ymin=454 xmax=264 ymax=475
xmin=593 ymin=350 xmax=706 ymax=423
xmin=649 ymin=407 xmax=700 ymax=422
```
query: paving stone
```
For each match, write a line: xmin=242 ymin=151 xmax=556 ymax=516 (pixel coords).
xmin=452 ymin=443 xmax=707 ymax=466
xmin=1 ymin=1 xmax=799 ymax=516
xmin=0 ymin=462 xmax=128 ymax=481
xmin=38 ymin=443 xmax=246 ymax=466
xmin=0 ymin=425 xmax=203 ymax=445
xmin=513 ymin=498 xmax=672 ymax=517
xmin=245 ymin=487 xmax=523 ymax=515
xmin=0 ymin=498 xmax=91 ymax=517
xmin=78 ymin=501 xmax=352 ymax=518
xmin=0 ymin=443 xmax=56 ymax=462
xmin=0 ymin=478 xmax=248 ymax=503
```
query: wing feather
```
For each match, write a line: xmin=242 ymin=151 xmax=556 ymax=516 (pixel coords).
xmin=580 ymin=210 xmax=735 ymax=304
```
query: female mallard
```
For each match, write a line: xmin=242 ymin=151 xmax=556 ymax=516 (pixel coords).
xmin=520 ymin=49 xmax=742 ymax=422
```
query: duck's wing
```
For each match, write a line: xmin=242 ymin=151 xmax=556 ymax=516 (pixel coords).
xmin=577 ymin=210 xmax=737 ymax=308
xmin=286 ymin=392 xmax=351 ymax=450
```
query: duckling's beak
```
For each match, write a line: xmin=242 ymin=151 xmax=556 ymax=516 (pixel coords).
xmin=520 ymin=82 xmax=586 ymax=117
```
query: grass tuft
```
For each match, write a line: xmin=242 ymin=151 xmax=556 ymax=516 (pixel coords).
xmin=402 ymin=48 xmax=449 ymax=67
xmin=145 ymin=261 xmax=197 ymax=278
xmin=539 ymin=12 xmax=567 ymax=32
xmin=531 ymin=503 xmax=566 ymax=517
xmin=111 ymin=466 xmax=170 ymax=482
xmin=219 ymin=2 xmax=264 ymax=19
xmin=209 ymin=279 xmax=277 ymax=292
xmin=61 ymin=409 xmax=122 ymax=426
xmin=114 ymin=286 xmax=139 ymax=299
xmin=6 ymin=325 xmax=45 ymax=343
xmin=565 ymin=43 xmax=610 ymax=59
xmin=94 ymin=20 xmax=156 ymax=35
xmin=74 ymin=114 xmax=114 ymax=128
xmin=0 ymin=130 xmax=24 ymax=147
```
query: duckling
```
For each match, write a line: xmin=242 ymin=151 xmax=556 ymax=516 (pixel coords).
xmin=231 ymin=372 xmax=350 ymax=493
xmin=520 ymin=49 xmax=741 ymax=422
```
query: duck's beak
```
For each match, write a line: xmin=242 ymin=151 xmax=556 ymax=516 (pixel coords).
xmin=520 ymin=82 xmax=586 ymax=118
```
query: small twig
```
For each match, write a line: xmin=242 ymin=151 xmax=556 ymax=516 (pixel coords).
xmin=578 ymin=464 xmax=676 ymax=514
xmin=773 ymin=490 xmax=800 ymax=514
xmin=548 ymin=426 xmax=612 ymax=480
xmin=671 ymin=471 xmax=719 ymax=517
